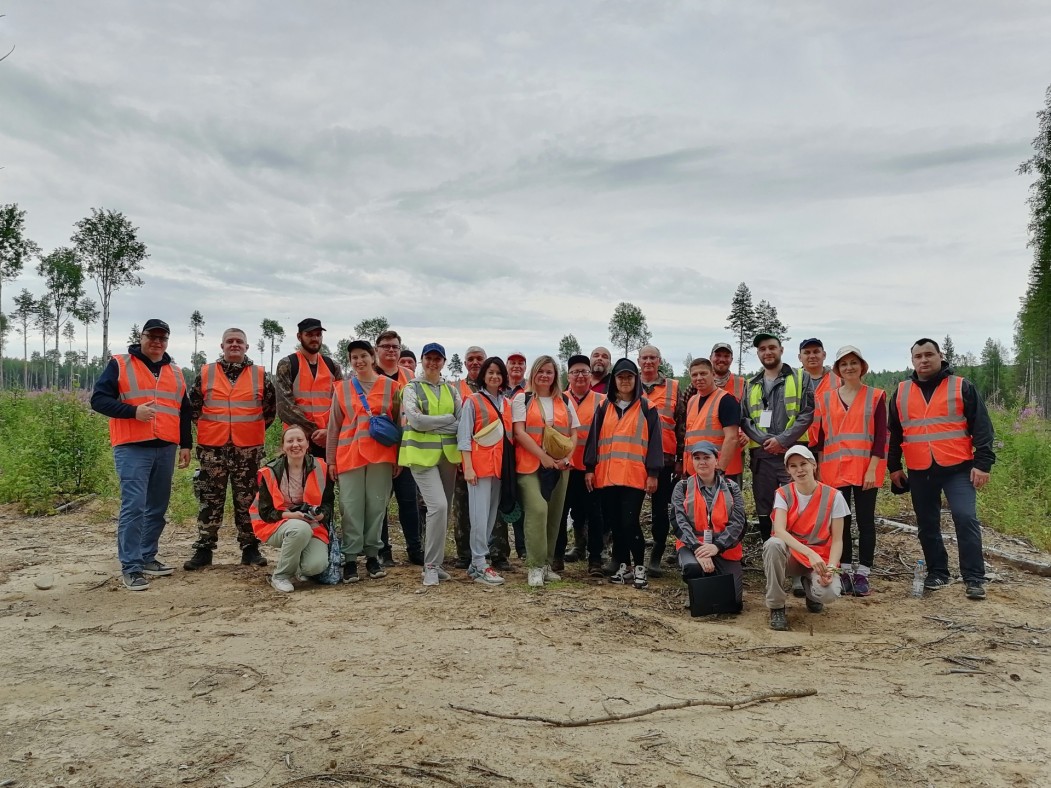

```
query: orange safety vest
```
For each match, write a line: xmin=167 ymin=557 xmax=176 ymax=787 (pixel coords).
xmin=675 ymin=476 xmax=742 ymax=560
xmin=780 ymin=482 xmax=838 ymax=567
xmin=333 ymin=376 xmax=398 ymax=472
xmin=817 ymin=385 xmax=887 ymax=487
xmin=594 ymin=399 xmax=651 ymax=490
xmin=109 ymin=354 xmax=186 ymax=446
xmin=458 ymin=378 xmax=480 ymax=401
xmin=515 ymin=393 xmax=573 ymax=474
xmin=467 ymin=391 xmax=513 ymax=479
xmin=567 ymin=389 xmax=606 ymax=471
xmin=197 ymin=363 xmax=266 ymax=447
xmin=809 ymin=372 xmax=842 ymax=446
xmin=250 ymin=459 xmax=329 ymax=544
xmin=719 ymin=372 xmax=747 ymax=403
xmin=643 ymin=377 xmax=678 ymax=455
xmin=286 ymin=351 xmax=335 ymax=432
xmin=895 ymin=376 xmax=973 ymax=471
xmin=682 ymin=388 xmax=743 ymax=476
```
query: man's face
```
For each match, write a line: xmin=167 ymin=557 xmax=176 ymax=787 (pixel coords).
xmin=465 ymin=351 xmax=485 ymax=379
xmin=911 ymin=342 xmax=941 ymax=378
xmin=786 ymin=455 xmax=815 ymax=484
xmin=690 ymin=365 xmax=714 ymax=394
xmin=376 ymin=336 xmax=401 ymax=368
xmin=710 ymin=349 xmax=733 ymax=376
xmin=568 ymin=362 xmax=591 ymax=394
xmin=298 ymin=329 xmax=323 ymax=355
xmin=399 ymin=356 xmax=417 ymax=375
xmin=614 ymin=371 xmax=635 ymax=397
xmin=799 ymin=345 xmax=826 ymax=374
xmin=638 ymin=347 xmax=660 ymax=378
xmin=507 ymin=356 xmax=526 ymax=382
xmin=141 ymin=331 xmax=169 ymax=361
xmin=222 ymin=332 xmax=248 ymax=363
xmin=757 ymin=339 xmax=782 ymax=370
xmin=591 ymin=347 xmax=611 ymax=377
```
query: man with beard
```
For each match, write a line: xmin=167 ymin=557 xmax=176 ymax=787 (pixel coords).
xmin=590 ymin=346 xmax=612 ymax=394
xmin=741 ymin=333 xmax=814 ymax=543
xmin=275 ymin=318 xmax=342 ymax=459
xmin=452 ymin=346 xmax=488 ymax=568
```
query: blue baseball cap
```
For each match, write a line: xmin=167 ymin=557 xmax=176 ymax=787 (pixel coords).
xmin=421 ymin=342 xmax=446 ymax=359
xmin=799 ymin=337 xmax=823 ymax=350
xmin=689 ymin=440 xmax=719 ymax=457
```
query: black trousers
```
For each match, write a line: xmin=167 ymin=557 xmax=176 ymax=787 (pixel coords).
xmin=649 ymin=465 xmax=674 ymax=562
xmin=838 ymin=485 xmax=878 ymax=568
xmin=601 ymin=486 xmax=646 ymax=566
xmin=750 ymin=450 xmax=790 ymax=541
xmin=555 ymin=469 xmax=603 ymax=561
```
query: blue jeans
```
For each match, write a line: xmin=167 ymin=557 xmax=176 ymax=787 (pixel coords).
xmin=909 ymin=467 xmax=985 ymax=583
xmin=113 ymin=443 xmax=177 ymax=574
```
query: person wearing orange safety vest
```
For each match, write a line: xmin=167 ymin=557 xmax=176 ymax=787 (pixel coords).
xmin=90 ymin=319 xmax=192 ymax=591
xmin=584 ymin=358 xmax=664 ymax=590
xmin=764 ymin=445 xmax=847 ymax=631
xmin=554 ymin=354 xmax=607 ymax=575
xmin=889 ymin=337 xmax=995 ymax=601
xmin=677 ymin=357 xmax=742 ymax=482
xmin=672 ymin=440 xmax=746 ymax=611
xmin=798 ymin=337 xmax=841 ymax=448
xmin=810 ymin=345 xmax=888 ymax=598
xmin=637 ymin=345 xmax=679 ymax=578
xmin=250 ymin=424 xmax=335 ymax=593
xmin=185 ymin=328 xmax=276 ymax=572
xmin=274 ymin=317 xmax=343 ymax=459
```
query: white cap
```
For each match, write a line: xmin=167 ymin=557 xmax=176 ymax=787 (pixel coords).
xmin=783 ymin=445 xmax=816 ymax=465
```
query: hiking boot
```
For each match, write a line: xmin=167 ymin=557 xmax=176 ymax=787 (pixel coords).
xmin=633 ymin=564 xmax=649 ymax=590
xmin=609 ymin=563 xmax=631 ymax=585
xmin=965 ymin=581 xmax=987 ymax=600
xmin=366 ymin=556 xmax=387 ymax=579
xmin=122 ymin=572 xmax=149 ymax=591
xmin=805 ymin=597 xmax=824 ymax=613
xmin=183 ymin=547 xmax=213 ymax=571
xmin=407 ymin=548 xmax=425 ymax=566
xmin=664 ymin=552 xmax=678 ymax=567
xmin=422 ymin=565 xmax=439 ymax=586
xmin=241 ymin=544 xmax=267 ymax=567
xmin=543 ymin=566 xmax=561 ymax=582
xmin=379 ymin=550 xmax=396 ymax=568
xmin=924 ymin=574 xmax=953 ymax=591
xmin=269 ymin=575 xmax=294 ymax=593
xmin=791 ymin=576 xmax=805 ymax=597
xmin=564 ymin=546 xmax=584 ymax=562
xmin=453 ymin=556 xmax=471 ymax=570
xmin=527 ymin=567 xmax=544 ymax=587
xmin=587 ymin=562 xmax=605 ymax=577
xmin=603 ymin=557 xmax=620 ymax=577
xmin=551 ymin=558 xmax=565 ymax=572
xmin=142 ymin=560 xmax=174 ymax=577
xmin=492 ymin=557 xmax=512 ymax=572
xmin=342 ymin=560 xmax=360 ymax=584
xmin=840 ymin=571 xmax=854 ymax=596
xmin=645 ymin=559 xmax=665 ymax=579
xmin=852 ymin=574 xmax=871 ymax=597
xmin=769 ymin=607 xmax=789 ymax=631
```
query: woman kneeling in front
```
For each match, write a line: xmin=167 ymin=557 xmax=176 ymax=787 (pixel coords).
xmin=250 ymin=424 xmax=335 ymax=593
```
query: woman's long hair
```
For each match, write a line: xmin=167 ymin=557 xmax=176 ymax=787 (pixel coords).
xmin=525 ymin=355 xmax=559 ymax=396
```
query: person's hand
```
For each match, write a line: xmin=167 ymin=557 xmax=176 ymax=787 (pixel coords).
xmin=644 ymin=476 xmax=658 ymax=494
xmin=816 ymin=566 xmax=835 ymax=587
xmin=328 ymin=465 xmax=339 ymax=482
xmin=464 ymin=467 xmax=478 ymax=486
xmin=539 ymin=453 xmax=558 ymax=470
xmin=700 ymin=556 xmax=715 ymax=573
xmin=393 ymin=465 xmax=402 ymax=479
xmin=971 ymin=468 xmax=990 ymax=490
xmin=585 ymin=473 xmax=595 ymax=492
xmin=283 ymin=510 xmax=307 ymax=521
xmin=737 ymin=429 xmax=749 ymax=448
xmin=890 ymin=470 xmax=907 ymax=487
xmin=863 ymin=468 xmax=878 ymax=491
xmin=674 ymin=460 xmax=683 ymax=478
xmin=762 ymin=438 xmax=785 ymax=454
xmin=694 ymin=543 xmax=718 ymax=559
xmin=177 ymin=448 xmax=191 ymax=469
xmin=135 ymin=402 xmax=156 ymax=422
xmin=310 ymin=429 xmax=327 ymax=446
xmin=558 ymin=457 xmax=572 ymax=470
xmin=809 ymin=554 xmax=828 ymax=578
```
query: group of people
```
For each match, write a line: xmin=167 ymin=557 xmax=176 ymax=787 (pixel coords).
xmin=92 ymin=317 xmax=996 ymax=631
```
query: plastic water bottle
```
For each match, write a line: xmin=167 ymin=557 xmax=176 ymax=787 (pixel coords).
xmin=911 ymin=559 xmax=926 ymax=598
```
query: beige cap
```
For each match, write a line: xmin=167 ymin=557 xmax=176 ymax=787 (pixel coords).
xmin=783 ymin=445 xmax=816 ymax=465
xmin=833 ymin=345 xmax=869 ymax=377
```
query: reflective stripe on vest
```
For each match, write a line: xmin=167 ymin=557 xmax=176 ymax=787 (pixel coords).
xmin=290 ymin=351 xmax=334 ymax=431
xmin=468 ymin=392 xmax=512 ymax=479
xmin=895 ymin=376 xmax=972 ymax=470
xmin=568 ymin=389 xmax=605 ymax=471
xmin=747 ymin=368 xmax=806 ymax=448
xmin=516 ymin=393 xmax=573 ymax=475
xmin=683 ymin=388 xmax=741 ymax=476
xmin=250 ymin=460 xmax=328 ymax=544
xmin=109 ymin=354 xmax=186 ymax=446
xmin=334 ymin=376 xmax=397 ymax=472
xmin=594 ymin=400 xmax=649 ymax=490
xmin=781 ymin=482 xmax=837 ymax=567
xmin=399 ymin=381 xmax=461 ymax=467
xmin=198 ymin=363 xmax=266 ymax=447
xmin=676 ymin=476 xmax=742 ymax=560
xmin=720 ymin=373 xmax=747 ymax=402
xmin=819 ymin=385 xmax=887 ymax=487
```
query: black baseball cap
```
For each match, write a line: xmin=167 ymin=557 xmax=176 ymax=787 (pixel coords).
xmin=297 ymin=318 xmax=326 ymax=332
xmin=753 ymin=332 xmax=779 ymax=347
xmin=799 ymin=337 xmax=823 ymax=350
xmin=142 ymin=319 xmax=170 ymax=335
xmin=567 ymin=354 xmax=590 ymax=368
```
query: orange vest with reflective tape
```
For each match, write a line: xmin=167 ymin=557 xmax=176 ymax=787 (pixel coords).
xmin=567 ymin=389 xmax=605 ymax=471
xmin=594 ymin=399 xmax=650 ymax=490
xmin=459 ymin=378 xmax=480 ymax=402
xmin=720 ymin=372 xmax=747 ymax=402
xmin=895 ymin=376 xmax=973 ymax=471
xmin=109 ymin=354 xmax=186 ymax=446
xmin=675 ymin=476 xmax=742 ymax=560
xmin=780 ymin=482 xmax=837 ymax=567
xmin=643 ymin=377 xmax=678 ymax=455
xmin=515 ymin=393 xmax=572 ymax=474
xmin=333 ymin=376 xmax=398 ymax=472
xmin=809 ymin=372 xmax=842 ymax=446
xmin=467 ymin=392 xmax=513 ymax=479
xmin=250 ymin=460 xmax=328 ymax=543
xmin=817 ymin=385 xmax=887 ymax=487
xmin=197 ymin=363 xmax=266 ymax=447
xmin=287 ymin=351 xmax=335 ymax=431
xmin=682 ymin=388 xmax=743 ymax=476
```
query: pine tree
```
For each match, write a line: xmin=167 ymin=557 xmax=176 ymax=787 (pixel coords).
xmin=447 ymin=353 xmax=464 ymax=380
xmin=725 ymin=283 xmax=757 ymax=376
xmin=942 ymin=334 xmax=957 ymax=368
xmin=753 ymin=299 xmax=789 ymax=345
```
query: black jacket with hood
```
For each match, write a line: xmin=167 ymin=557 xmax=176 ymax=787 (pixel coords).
xmin=583 ymin=358 xmax=664 ymax=478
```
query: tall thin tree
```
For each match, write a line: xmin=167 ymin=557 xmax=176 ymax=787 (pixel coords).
xmin=725 ymin=283 xmax=757 ymax=375
xmin=75 ymin=297 xmax=99 ymax=386
xmin=189 ymin=310 xmax=206 ymax=372
xmin=10 ymin=288 xmax=35 ymax=389
xmin=37 ymin=246 xmax=85 ymax=383
xmin=0 ymin=203 xmax=41 ymax=387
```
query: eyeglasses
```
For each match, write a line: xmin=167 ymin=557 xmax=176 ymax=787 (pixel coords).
xmin=378 ymin=344 xmax=401 ymax=351
xmin=568 ymin=370 xmax=590 ymax=376
xmin=143 ymin=334 xmax=169 ymax=343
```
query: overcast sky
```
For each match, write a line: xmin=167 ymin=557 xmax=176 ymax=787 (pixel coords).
xmin=2 ymin=1 xmax=1048 ymax=375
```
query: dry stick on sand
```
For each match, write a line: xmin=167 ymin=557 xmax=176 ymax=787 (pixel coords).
xmin=274 ymin=773 xmax=399 ymax=788
xmin=654 ymin=645 xmax=802 ymax=657
xmin=451 ymin=689 xmax=816 ymax=727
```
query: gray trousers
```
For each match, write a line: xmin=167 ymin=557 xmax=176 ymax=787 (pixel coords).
xmin=411 ymin=460 xmax=458 ymax=567
xmin=468 ymin=476 xmax=501 ymax=568
xmin=763 ymin=537 xmax=841 ymax=609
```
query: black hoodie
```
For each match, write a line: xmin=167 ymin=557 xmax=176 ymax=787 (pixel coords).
xmin=888 ymin=362 xmax=995 ymax=474
xmin=583 ymin=358 xmax=664 ymax=478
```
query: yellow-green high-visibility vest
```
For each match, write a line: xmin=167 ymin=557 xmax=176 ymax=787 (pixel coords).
xmin=398 ymin=381 xmax=462 ymax=467
xmin=746 ymin=369 xmax=807 ymax=448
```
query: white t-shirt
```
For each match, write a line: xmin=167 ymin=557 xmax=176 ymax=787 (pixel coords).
xmin=511 ymin=393 xmax=581 ymax=429
xmin=773 ymin=486 xmax=850 ymax=519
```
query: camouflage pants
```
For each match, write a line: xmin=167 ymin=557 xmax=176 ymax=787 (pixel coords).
xmin=450 ymin=470 xmax=472 ymax=562
xmin=488 ymin=511 xmax=525 ymax=562
xmin=193 ymin=444 xmax=263 ymax=549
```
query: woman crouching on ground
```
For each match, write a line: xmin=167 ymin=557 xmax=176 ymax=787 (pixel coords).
xmin=250 ymin=424 xmax=334 ymax=593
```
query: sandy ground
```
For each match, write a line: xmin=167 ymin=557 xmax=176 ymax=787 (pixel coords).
xmin=1 ymin=504 xmax=1050 ymax=788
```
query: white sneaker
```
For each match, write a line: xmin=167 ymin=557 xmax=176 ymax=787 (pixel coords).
xmin=633 ymin=564 xmax=648 ymax=590
xmin=270 ymin=575 xmax=294 ymax=593
xmin=609 ymin=563 xmax=631 ymax=584
xmin=476 ymin=567 xmax=505 ymax=586
xmin=527 ymin=567 xmax=544 ymax=587
xmin=422 ymin=566 xmax=439 ymax=586
xmin=543 ymin=566 xmax=561 ymax=582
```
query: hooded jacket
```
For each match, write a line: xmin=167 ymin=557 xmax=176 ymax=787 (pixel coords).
xmin=583 ymin=358 xmax=664 ymax=477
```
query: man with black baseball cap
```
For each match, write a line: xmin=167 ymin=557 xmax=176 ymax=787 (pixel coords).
xmin=275 ymin=318 xmax=343 ymax=459
xmin=91 ymin=319 xmax=193 ymax=591
xmin=798 ymin=338 xmax=840 ymax=435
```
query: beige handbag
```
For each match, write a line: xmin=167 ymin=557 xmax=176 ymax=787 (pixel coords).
xmin=536 ymin=396 xmax=574 ymax=460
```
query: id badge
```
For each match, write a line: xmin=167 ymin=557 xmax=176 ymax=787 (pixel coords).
xmin=759 ymin=409 xmax=773 ymax=429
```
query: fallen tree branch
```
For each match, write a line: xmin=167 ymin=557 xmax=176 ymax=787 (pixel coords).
xmin=52 ymin=494 xmax=97 ymax=515
xmin=654 ymin=645 xmax=802 ymax=658
xmin=450 ymin=689 xmax=816 ymax=727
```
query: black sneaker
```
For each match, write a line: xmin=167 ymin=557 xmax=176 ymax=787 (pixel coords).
xmin=492 ymin=558 xmax=512 ymax=572
xmin=241 ymin=543 xmax=268 ymax=566
xmin=924 ymin=574 xmax=953 ymax=591
xmin=965 ymin=581 xmax=986 ymax=600
xmin=183 ymin=547 xmax=213 ymax=571
xmin=342 ymin=560 xmax=360 ymax=584
xmin=141 ymin=560 xmax=174 ymax=577
xmin=564 ymin=546 xmax=584 ymax=562
xmin=602 ymin=557 xmax=620 ymax=577
xmin=769 ymin=608 xmax=789 ymax=631
xmin=551 ymin=558 xmax=565 ymax=572
xmin=453 ymin=556 xmax=471 ymax=570
xmin=366 ymin=556 xmax=387 ymax=579
xmin=379 ymin=551 xmax=396 ymax=568
xmin=805 ymin=597 xmax=824 ymax=614
xmin=407 ymin=549 xmax=425 ymax=566
xmin=587 ymin=562 xmax=605 ymax=577
xmin=122 ymin=572 xmax=149 ymax=591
